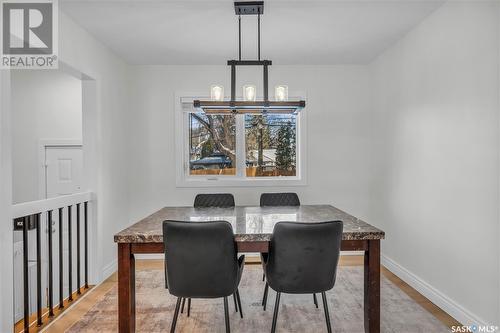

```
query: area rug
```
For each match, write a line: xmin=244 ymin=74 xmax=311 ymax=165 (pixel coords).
xmin=67 ymin=265 xmax=450 ymax=332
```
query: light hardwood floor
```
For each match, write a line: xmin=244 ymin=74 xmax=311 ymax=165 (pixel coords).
xmin=41 ymin=256 xmax=461 ymax=332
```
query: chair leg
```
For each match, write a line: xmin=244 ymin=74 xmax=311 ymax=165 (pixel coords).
xmin=236 ymin=289 xmax=243 ymax=319
xmin=223 ymin=296 xmax=231 ymax=333
xmin=181 ymin=297 xmax=185 ymax=313
xmin=321 ymin=292 xmax=332 ymax=333
xmin=271 ymin=292 xmax=281 ymax=333
xmin=262 ymin=282 xmax=269 ymax=310
xmin=313 ymin=293 xmax=318 ymax=308
xmin=187 ymin=298 xmax=191 ymax=317
xmin=170 ymin=297 xmax=182 ymax=333
xmin=262 ymin=272 xmax=265 ymax=282
xmin=233 ymin=293 xmax=238 ymax=313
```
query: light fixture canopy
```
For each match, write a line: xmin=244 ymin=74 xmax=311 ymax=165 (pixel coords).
xmin=194 ymin=1 xmax=305 ymax=114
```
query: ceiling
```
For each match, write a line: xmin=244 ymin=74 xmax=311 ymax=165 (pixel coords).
xmin=60 ymin=0 xmax=444 ymax=65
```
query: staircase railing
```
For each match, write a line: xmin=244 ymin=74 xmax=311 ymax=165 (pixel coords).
xmin=12 ymin=191 xmax=93 ymax=332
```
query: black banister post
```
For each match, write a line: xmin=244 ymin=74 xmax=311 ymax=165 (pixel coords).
xmin=47 ymin=210 xmax=54 ymax=317
xmin=76 ymin=203 xmax=81 ymax=295
xmin=36 ymin=213 xmax=42 ymax=326
xmin=22 ymin=215 xmax=30 ymax=332
xmin=68 ymin=205 xmax=73 ymax=301
xmin=58 ymin=208 xmax=64 ymax=309
xmin=84 ymin=201 xmax=89 ymax=289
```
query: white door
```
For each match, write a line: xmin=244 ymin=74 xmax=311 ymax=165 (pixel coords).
xmin=45 ymin=146 xmax=83 ymax=198
xmin=45 ymin=145 xmax=83 ymax=305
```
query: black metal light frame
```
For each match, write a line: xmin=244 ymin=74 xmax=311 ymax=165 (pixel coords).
xmin=193 ymin=1 xmax=306 ymax=114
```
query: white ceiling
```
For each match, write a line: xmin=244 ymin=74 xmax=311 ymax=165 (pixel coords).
xmin=60 ymin=0 xmax=444 ymax=65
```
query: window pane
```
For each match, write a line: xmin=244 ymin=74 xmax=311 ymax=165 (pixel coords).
xmin=245 ymin=114 xmax=297 ymax=177
xmin=189 ymin=113 xmax=236 ymax=176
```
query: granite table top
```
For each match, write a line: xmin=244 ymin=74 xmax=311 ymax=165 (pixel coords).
xmin=114 ymin=205 xmax=385 ymax=243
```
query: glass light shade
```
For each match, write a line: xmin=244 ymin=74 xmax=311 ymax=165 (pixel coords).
xmin=210 ymin=85 xmax=224 ymax=101
xmin=243 ymin=85 xmax=257 ymax=101
xmin=275 ymin=85 xmax=288 ymax=101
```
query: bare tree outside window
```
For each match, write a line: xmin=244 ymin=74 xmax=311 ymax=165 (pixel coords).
xmin=245 ymin=114 xmax=297 ymax=177
xmin=189 ymin=113 xmax=236 ymax=175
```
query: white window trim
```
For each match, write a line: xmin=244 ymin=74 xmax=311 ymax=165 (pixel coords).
xmin=174 ymin=91 xmax=308 ymax=188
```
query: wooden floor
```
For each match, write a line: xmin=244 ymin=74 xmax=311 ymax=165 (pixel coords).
xmin=42 ymin=256 xmax=461 ymax=332
xmin=14 ymin=287 xmax=94 ymax=333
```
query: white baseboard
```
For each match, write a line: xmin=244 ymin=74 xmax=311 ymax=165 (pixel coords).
xmin=101 ymin=259 xmax=117 ymax=280
xmin=381 ymin=254 xmax=487 ymax=327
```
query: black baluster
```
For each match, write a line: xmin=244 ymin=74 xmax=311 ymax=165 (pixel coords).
xmin=84 ymin=201 xmax=88 ymax=289
xmin=36 ymin=213 xmax=42 ymax=326
xmin=22 ymin=215 xmax=30 ymax=332
xmin=68 ymin=205 xmax=73 ymax=301
xmin=76 ymin=203 xmax=81 ymax=295
xmin=58 ymin=208 xmax=64 ymax=309
xmin=47 ymin=210 xmax=54 ymax=317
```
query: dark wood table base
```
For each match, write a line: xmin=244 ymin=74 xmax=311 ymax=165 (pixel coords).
xmin=118 ymin=239 xmax=380 ymax=333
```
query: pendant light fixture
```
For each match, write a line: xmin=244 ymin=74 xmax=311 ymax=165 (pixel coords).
xmin=193 ymin=1 xmax=306 ymax=114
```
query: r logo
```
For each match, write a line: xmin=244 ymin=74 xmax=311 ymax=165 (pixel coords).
xmin=2 ymin=2 xmax=53 ymax=54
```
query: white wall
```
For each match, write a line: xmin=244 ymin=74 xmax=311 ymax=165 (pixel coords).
xmin=57 ymin=11 xmax=131 ymax=282
xmin=0 ymin=69 xmax=14 ymax=333
xmin=370 ymin=0 xmax=499 ymax=326
xmin=127 ymin=65 xmax=377 ymax=225
xmin=11 ymin=70 xmax=82 ymax=204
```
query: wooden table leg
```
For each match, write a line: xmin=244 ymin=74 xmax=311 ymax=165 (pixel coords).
xmin=118 ymin=243 xmax=135 ymax=333
xmin=364 ymin=239 xmax=380 ymax=333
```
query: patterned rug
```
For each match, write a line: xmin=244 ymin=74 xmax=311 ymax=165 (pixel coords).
xmin=67 ymin=265 xmax=450 ymax=332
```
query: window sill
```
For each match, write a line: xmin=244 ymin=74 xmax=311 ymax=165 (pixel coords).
xmin=175 ymin=176 xmax=307 ymax=188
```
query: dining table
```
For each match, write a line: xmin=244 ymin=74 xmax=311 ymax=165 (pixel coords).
xmin=114 ymin=204 xmax=385 ymax=333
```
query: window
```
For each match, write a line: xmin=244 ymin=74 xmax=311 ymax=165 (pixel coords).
xmin=177 ymin=95 xmax=305 ymax=187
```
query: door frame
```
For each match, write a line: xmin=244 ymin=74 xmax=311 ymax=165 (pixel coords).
xmin=38 ymin=139 xmax=83 ymax=200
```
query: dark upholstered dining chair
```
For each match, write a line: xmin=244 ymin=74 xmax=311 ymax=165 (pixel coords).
xmin=163 ymin=220 xmax=244 ymax=333
xmin=194 ymin=193 xmax=235 ymax=208
xmin=260 ymin=192 xmax=300 ymax=207
xmin=264 ymin=221 xmax=343 ymax=333
xmin=183 ymin=193 xmax=239 ymax=317
xmin=259 ymin=192 xmax=319 ymax=308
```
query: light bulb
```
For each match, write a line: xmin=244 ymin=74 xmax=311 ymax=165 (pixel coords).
xmin=211 ymin=85 xmax=224 ymax=101
xmin=275 ymin=85 xmax=288 ymax=101
xmin=243 ymin=85 xmax=256 ymax=101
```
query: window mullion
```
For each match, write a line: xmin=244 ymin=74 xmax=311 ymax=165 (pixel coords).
xmin=235 ymin=114 xmax=246 ymax=178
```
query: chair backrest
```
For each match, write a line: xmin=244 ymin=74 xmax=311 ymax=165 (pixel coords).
xmin=194 ymin=193 xmax=235 ymax=208
xmin=265 ymin=221 xmax=343 ymax=294
xmin=163 ymin=220 xmax=239 ymax=298
xmin=260 ymin=192 xmax=300 ymax=207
